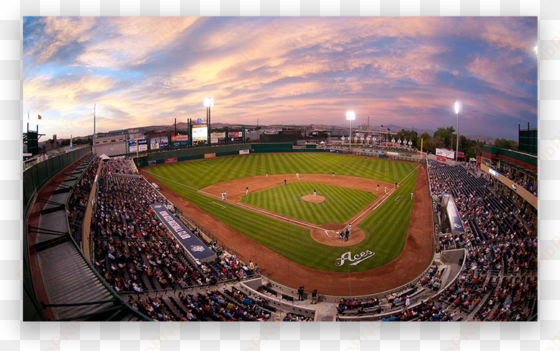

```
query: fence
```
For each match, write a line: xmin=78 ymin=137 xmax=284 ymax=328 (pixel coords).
xmin=23 ymin=146 xmax=92 ymax=214
xmin=135 ymin=143 xmax=333 ymax=168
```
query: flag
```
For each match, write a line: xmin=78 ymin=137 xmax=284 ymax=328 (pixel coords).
xmin=38 ymin=115 xmax=42 ymax=120
xmin=387 ymin=127 xmax=391 ymax=131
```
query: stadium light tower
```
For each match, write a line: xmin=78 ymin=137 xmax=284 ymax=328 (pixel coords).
xmin=93 ymin=103 xmax=98 ymax=154
xmin=203 ymin=97 xmax=214 ymax=145
xmin=346 ymin=111 xmax=356 ymax=153
xmin=454 ymin=101 xmax=460 ymax=162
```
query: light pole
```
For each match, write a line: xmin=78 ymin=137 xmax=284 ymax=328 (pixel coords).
xmin=455 ymin=101 xmax=460 ymax=162
xmin=203 ymin=97 xmax=214 ymax=145
xmin=93 ymin=103 xmax=97 ymax=154
xmin=346 ymin=111 xmax=355 ymax=153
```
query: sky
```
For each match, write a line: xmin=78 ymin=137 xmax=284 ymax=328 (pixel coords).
xmin=23 ymin=17 xmax=537 ymax=140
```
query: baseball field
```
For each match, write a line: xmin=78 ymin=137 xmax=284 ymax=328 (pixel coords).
xmin=144 ymin=153 xmax=423 ymax=274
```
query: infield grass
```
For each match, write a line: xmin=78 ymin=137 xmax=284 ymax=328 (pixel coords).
xmin=146 ymin=153 xmax=419 ymax=272
xmin=241 ymin=182 xmax=377 ymax=225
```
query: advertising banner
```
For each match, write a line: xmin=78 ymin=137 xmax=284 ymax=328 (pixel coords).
xmin=239 ymin=149 xmax=250 ymax=155
xmin=138 ymin=139 xmax=148 ymax=152
xmin=148 ymin=160 xmax=157 ymax=165
xmin=165 ymin=158 xmax=177 ymax=164
xmin=204 ymin=153 xmax=216 ymax=159
xmin=437 ymin=156 xmax=447 ymax=162
xmin=150 ymin=203 xmax=216 ymax=263
xmin=159 ymin=136 xmax=168 ymax=149
xmin=150 ymin=137 xmax=160 ymax=150
xmin=193 ymin=127 xmax=208 ymax=141
xmin=171 ymin=135 xmax=189 ymax=147
xmin=211 ymin=138 xmax=219 ymax=144
xmin=128 ymin=139 xmax=137 ymax=153
xmin=172 ymin=135 xmax=189 ymax=141
xmin=211 ymin=132 xmax=226 ymax=139
xmin=436 ymin=148 xmax=455 ymax=159
xmin=228 ymin=131 xmax=241 ymax=138
xmin=489 ymin=168 xmax=499 ymax=178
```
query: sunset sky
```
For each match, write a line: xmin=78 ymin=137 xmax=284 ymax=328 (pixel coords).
xmin=23 ymin=17 xmax=537 ymax=140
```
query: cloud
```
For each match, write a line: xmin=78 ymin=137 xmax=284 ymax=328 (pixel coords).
xmin=23 ymin=17 xmax=537 ymax=140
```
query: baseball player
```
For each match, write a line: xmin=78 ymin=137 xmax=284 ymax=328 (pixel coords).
xmin=221 ymin=192 xmax=225 ymax=201
xmin=377 ymin=184 xmax=379 ymax=192
xmin=245 ymin=187 xmax=249 ymax=195
xmin=313 ymin=189 xmax=317 ymax=197
xmin=224 ymin=191 xmax=227 ymax=200
xmin=385 ymin=186 xmax=387 ymax=194
xmin=296 ymin=172 xmax=299 ymax=179
xmin=332 ymin=172 xmax=335 ymax=177
xmin=284 ymin=179 xmax=287 ymax=185
xmin=266 ymin=171 xmax=268 ymax=177
xmin=411 ymin=192 xmax=414 ymax=200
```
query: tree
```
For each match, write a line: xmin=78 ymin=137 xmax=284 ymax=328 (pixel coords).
xmin=493 ymin=139 xmax=518 ymax=151
xmin=394 ymin=129 xmax=419 ymax=148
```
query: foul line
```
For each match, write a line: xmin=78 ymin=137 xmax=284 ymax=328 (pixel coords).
xmin=233 ymin=201 xmax=326 ymax=231
xmin=145 ymin=171 xmax=344 ymax=231
xmin=399 ymin=164 xmax=420 ymax=184
xmin=394 ymin=195 xmax=401 ymax=202
xmin=349 ymin=190 xmax=393 ymax=225
xmin=144 ymin=172 xmax=218 ymax=198
xmin=145 ymin=167 xmax=420 ymax=232
xmin=210 ymin=202 xmax=226 ymax=209
xmin=349 ymin=165 xmax=418 ymax=226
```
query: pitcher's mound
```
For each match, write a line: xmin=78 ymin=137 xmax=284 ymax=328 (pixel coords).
xmin=311 ymin=223 xmax=365 ymax=247
xmin=301 ymin=195 xmax=326 ymax=203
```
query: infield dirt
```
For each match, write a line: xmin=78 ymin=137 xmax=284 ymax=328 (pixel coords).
xmin=142 ymin=166 xmax=433 ymax=296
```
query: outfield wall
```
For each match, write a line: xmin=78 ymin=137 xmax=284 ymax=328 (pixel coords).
xmin=135 ymin=143 xmax=333 ymax=168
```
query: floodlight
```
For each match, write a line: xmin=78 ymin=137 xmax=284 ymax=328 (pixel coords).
xmin=203 ymin=97 xmax=214 ymax=108
xmin=346 ymin=111 xmax=356 ymax=121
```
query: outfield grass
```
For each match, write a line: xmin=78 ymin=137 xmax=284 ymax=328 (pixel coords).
xmin=241 ymin=182 xmax=377 ymax=225
xmin=146 ymin=153 xmax=418 ymax=272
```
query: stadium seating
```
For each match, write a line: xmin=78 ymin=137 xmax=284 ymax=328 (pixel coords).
xmin=336 ymin=161 xmax=537 ymax=322
xmin=83 ymin=158 xmax=264 ymax=320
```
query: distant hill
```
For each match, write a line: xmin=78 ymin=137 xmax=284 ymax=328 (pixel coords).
xmin=71 ymin=122 xmax=499 ymax=144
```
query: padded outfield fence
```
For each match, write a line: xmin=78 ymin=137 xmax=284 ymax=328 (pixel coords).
xmin=135 ymin=143 xmax=425 ymax=168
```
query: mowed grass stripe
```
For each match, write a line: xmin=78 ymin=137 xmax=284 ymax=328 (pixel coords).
xmin=241 ymin=182 xmax=376 ymax=225
xmin=148 ymin=154 xmax=419 ymax=272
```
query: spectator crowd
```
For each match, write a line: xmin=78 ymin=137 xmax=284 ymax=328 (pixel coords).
xmin=337 ymin=161 xmax=537 ymax=322
xmin=72 ymin=158 xmax=269 ymax=321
